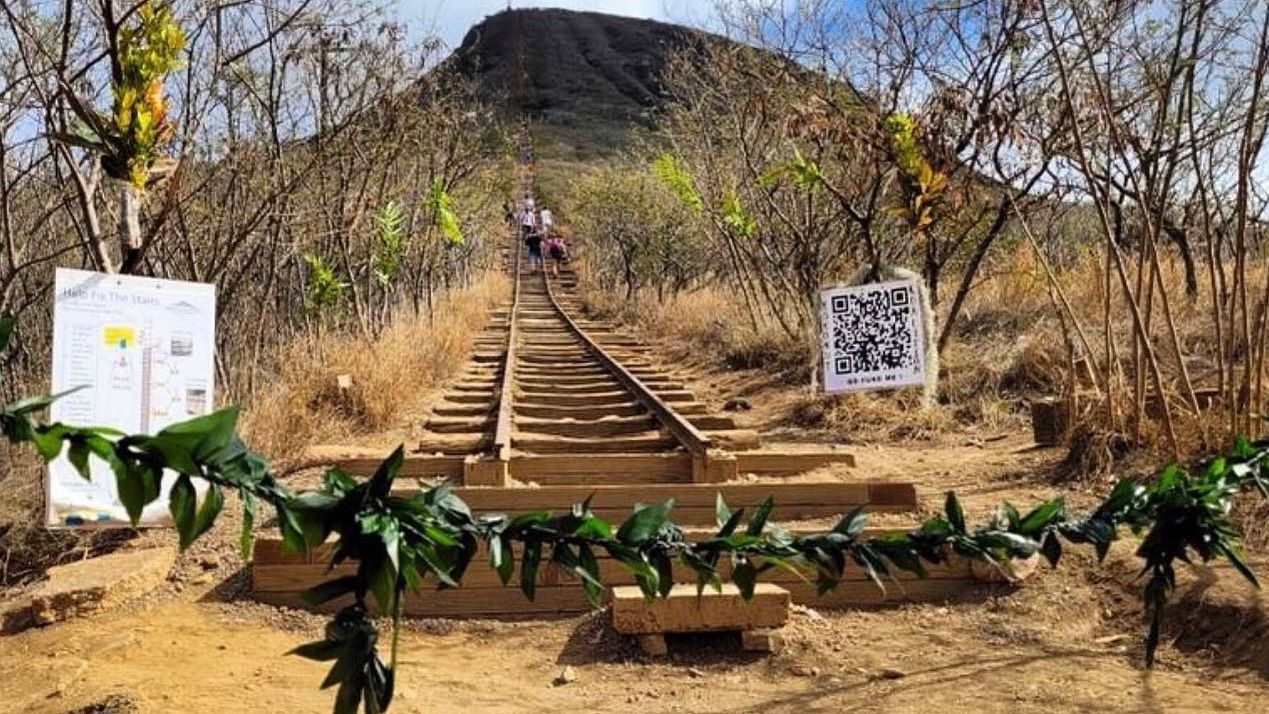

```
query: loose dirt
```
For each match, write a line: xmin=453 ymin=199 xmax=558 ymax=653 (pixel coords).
xmin=1 ymin=435 xmax=1266 ymax=713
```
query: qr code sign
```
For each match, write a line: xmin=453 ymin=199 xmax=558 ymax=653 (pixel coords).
xmin=821 ymin=279 xmax=925 ymax=394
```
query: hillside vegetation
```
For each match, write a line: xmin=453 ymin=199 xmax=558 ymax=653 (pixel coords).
xmin=451 ymin=8 xmax=717 ymax=160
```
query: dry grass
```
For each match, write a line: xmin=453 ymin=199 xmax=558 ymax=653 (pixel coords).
xmin=580 ymin=246 xmax=1269 ymax=464
xmin=584 ymin=287 xmax=814 ymax=382
xmin=241 ymin=272 xmax=508 ymax=459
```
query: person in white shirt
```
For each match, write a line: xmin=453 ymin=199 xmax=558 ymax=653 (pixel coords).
xmin=539 ymin=208 xmax=554 ymax=235
xmin=520 ymin=206 xmax=535 ymax=237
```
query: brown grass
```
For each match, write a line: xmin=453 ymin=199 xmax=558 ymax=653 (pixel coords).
xmin=578 ymin=245 xmax=1269 ymax=468
xmin=241 ymin=272 xmax=508 ymax=459
xmin=583 ymin=287 xmax=814 ymax=383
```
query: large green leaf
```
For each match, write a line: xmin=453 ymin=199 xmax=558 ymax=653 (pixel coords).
xmin=616 ymin=500 xmax=674 ymax=544
xmin=169 ymin=474 xmax=197 ymax=549
xmin=520 ymin=539 xmax=542 ymax=600
xmin=1016 ymin=498 xmax=1065 ymax=536
xmin=746 ymin=497 xmax=774 ymax=536
xmin=944 ymin=492 xmax=967 ymax=534
xmin=367 ymin=446 xmax=405 ymax=500
xmin=289 ymin=638 xmax=345 ymax=662
xmin=117 ymin=461 xmax=160 ymax=526
xmin=193 ymin=483 xmax=223 ymax=544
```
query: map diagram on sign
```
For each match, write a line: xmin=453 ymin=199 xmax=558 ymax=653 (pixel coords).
xmin=47 ymin=269 xmax=217 ymax=528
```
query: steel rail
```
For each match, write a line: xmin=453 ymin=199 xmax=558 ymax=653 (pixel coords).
xmin=491 ymin=232 xmax=521 ymax=462
xmin=538 ymin=271 xmax=714 ymax=476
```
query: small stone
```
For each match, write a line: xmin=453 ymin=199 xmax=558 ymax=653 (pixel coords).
xmin=199 ymin=554 xmax=221 ymax=570
xmin=553 ymin=666 xmax=578 ymax=686
xmin=723 ymin=398 xmax=752 ymax=412
xmin=687 ymin=668 xmax=704 ymax=678
xmin=789 ymin=664 xmax=817 ymax=677
xmin=791 ymin=604 xmax=823 ymax=620
xmin=875 ymin=667 xmax=906 ymax=680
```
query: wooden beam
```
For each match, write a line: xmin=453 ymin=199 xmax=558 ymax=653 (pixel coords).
xmin=367 ymin=480 xmax=914 ymax=524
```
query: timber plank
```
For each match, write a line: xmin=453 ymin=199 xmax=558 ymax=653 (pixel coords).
xmin=252 ymin=546 xmax=969 ymax=593
xmin=511 ymin=453 xmax=691 ymax=477
xmin=252 ymin=566 xmax=982 ymax=618
xmin=312 ymin=455 xmax=466 ymax=479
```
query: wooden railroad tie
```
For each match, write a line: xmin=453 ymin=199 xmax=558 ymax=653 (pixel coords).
xmin=312 ymin=450 xmax=859 ymax=487
xmin=248 ymin=524 xmax=1005 ymax=619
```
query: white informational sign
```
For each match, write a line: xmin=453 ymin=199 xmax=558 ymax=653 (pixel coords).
xmin=821 ymin=278 xmax=926 ymax=394
xmin=46 ymin=268 xmax=216 ymax=528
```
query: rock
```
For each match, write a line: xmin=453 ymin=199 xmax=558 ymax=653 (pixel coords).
xmin=553 ymin=666 xmax=579 ymax=686
xmin=874 ymin=667 xmax=906 ymax=680
xmin=2 ymin=548 xmax=175 ymax=634
xmin=67 ymin=695 xmax=140 ymax=714
xmin=198 ymin=553 xmax=221 ymax=570
xmin=789 ymin=664 xmax=819 ymax=677
xmin=969 ymin=554 xmax=1038 ymax=583
xmin=791 ymin=604 xmax=824 ymax=620
xmin=687 ymin=668 xmax=705 ymax=678
xmin=723 ymin=398 xmax=752 ymax=412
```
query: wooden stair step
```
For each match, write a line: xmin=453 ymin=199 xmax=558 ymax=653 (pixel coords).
xmin=514 ymin=432 xmax=679 ymax=454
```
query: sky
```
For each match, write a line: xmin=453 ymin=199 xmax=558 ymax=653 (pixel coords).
xmin=394 ymin=0 xmax=706 ymax=51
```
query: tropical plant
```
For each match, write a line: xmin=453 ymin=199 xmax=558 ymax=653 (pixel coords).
xmin=372 ymin=202 xmax=407 ymax=286
xmin=651 ymin=153 xmax=704 ymax=212
xmin=883 ymin=113 xmax=947 ymax=238
xmin=761 ymin=148 xmax=826 ymax=191
xmin=51 ymin=0 xmax=185 ymax=190
xmin=304 ymin=254 xmax=349 ymax=315
xmin=426 ymin=180 xmax=465 ymax=245
xmin=721 ymin=189 xmax=757 ymax=239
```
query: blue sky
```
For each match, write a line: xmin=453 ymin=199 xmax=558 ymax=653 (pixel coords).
xmin=394 ymin=0 xmax=707 ymax=50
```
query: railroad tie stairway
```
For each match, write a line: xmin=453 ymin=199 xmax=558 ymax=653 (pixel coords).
xmin=249 ymin=234 xmax=988 ymax=617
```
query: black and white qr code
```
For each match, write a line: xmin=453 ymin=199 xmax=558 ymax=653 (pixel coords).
xmin=821 ymin=279 xmax=924 ymax=393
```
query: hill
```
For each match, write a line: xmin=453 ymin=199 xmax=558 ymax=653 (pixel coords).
xmin=449 ymin=8 xmax=709 ymax=159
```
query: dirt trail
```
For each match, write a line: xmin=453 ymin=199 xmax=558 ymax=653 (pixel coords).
xmin=1 ymin=548 xmax=1265 ymax=713
xmin=1 ymin=436 xmax=1267 ymax=712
